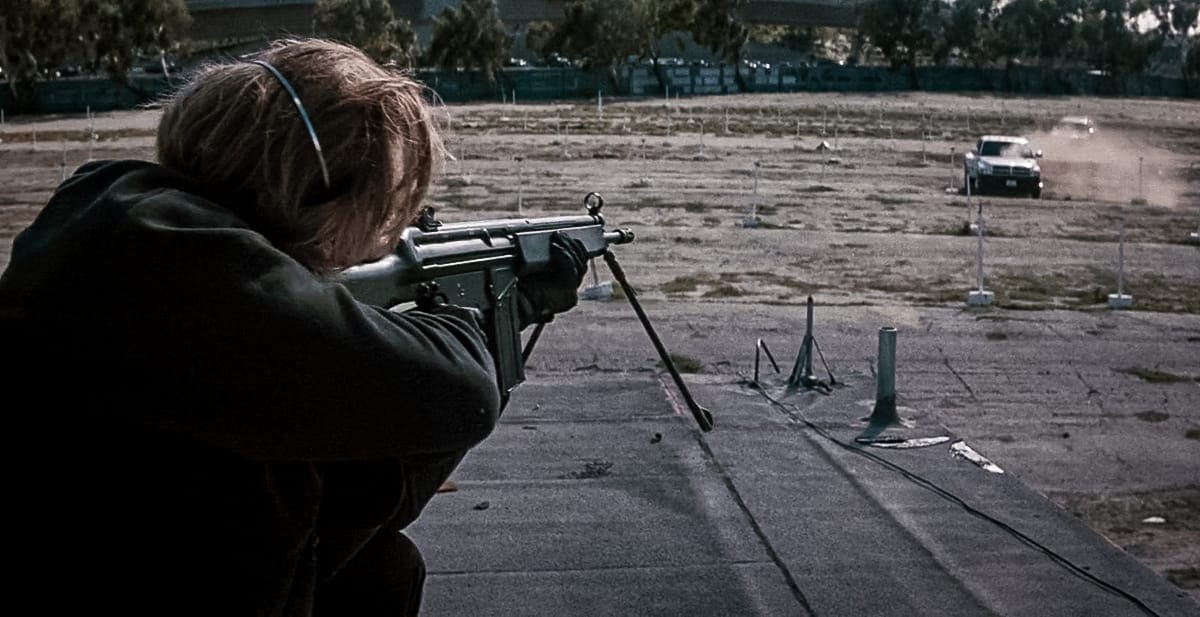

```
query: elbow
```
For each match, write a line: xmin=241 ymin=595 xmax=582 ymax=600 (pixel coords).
xmin=438 ymin=367 xmax=502 ymax=451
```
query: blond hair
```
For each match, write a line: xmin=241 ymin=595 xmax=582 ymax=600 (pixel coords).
xmin=156 ymin=38 xmax=443 ymax=273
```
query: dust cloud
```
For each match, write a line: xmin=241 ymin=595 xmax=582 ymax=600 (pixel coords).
xmin=1029 ymin=125 xmax=1195 ymax=209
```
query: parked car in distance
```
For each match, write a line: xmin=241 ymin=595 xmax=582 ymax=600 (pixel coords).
xmin=1054 ymin=115 xmax=1096 ymax=138
xmin=964 ymin=135 xmax=1044 ymax=198
xmin=142 ymin=61 xmax=178 ymax=74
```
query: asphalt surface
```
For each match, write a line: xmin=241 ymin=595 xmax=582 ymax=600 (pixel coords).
xmin=408 ymin=295 xmax=1200 ymax=616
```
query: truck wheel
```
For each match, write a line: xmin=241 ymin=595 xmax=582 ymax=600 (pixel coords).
xmin=1031 ymin=187 xmax=1041 ymax=199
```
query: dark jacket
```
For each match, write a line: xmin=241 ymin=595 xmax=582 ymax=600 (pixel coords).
xmin=1 ymin=160 xmax=501 ymax=616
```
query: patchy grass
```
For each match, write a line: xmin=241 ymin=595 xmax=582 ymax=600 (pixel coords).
xmin=929 ymin=221 xmax=976 ymax=236
xmin=659 ymin=353 xmax=703 ymax=373
xmin=1134 ymin=410 xmax=1170 ymax=422
xmin=702 ymin=284 xmax=743 ymax=297
xmin=1117 ymin=367 xmax=1195 ymax=384
xmin=1165 ymin=566 xmax=1199 ymax=591
xmin=985 ymin=331 xmax=1009 ymax=340
xmin=659 ymin=270 xmax=816 ymax=299
xmin=662 ymin=275 xmax=703 ymax=294
xmin=1185 ymin=428 xmax=1200 ymax=441
xmin=988 ymin=267 xmax=1121 ymax=310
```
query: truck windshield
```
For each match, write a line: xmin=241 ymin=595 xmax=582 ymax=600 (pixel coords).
xmin=980 ymin=141 xmax=1032 ymax=157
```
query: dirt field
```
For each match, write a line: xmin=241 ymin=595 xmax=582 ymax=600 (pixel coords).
xmin=1 ymin=90 xmax=1197 ymax=599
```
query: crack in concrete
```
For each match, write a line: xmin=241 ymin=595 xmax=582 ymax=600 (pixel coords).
xmin=939 ymin=346 xmax=977 ymax=400
xmin=1073 ymin=365 xmax=1106 ymax=415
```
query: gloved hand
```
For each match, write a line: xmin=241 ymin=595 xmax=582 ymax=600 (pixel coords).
xmin=516 ymin=232 xmax=589 ymax=329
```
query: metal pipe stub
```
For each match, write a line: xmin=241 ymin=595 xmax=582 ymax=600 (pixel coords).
xmin=866 ymin=327 xmax=901 ymax=428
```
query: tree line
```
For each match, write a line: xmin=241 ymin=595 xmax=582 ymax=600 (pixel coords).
xmin=3 ymin=0 xmax=1197 ymax=107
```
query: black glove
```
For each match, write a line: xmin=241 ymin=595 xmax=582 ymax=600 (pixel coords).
xmin=516 ymin=232 xmax=589 ymax=329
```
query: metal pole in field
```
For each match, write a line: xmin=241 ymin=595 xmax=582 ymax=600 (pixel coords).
xmin=949 ymin=147 xmax=956 ymax=190
xmin=1138 ymin=156 xmax=1144 ymax=203
xmin=967 ymin=202 xmax=994 ymax=306
xmin=976 ymin=203 xmax=985 ymax=292
xmin=61 ymin=140 xmax=67 ymax=181
xmin=1108 ymin=212 xmax=1133 ymax=308
xmin=515 ymin=156 xmax=524 ymax=215
xmin=744 ymin=161 xmax=761 ymax=227
xmin=86 ymin=105 xmax=96 ymax=161
xmin=1118 ymin=216 xmax=1126 ymax=295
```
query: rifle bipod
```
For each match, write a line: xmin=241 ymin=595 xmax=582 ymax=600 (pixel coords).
xmin=522 ymin=252 xmax=715 ymax=431
xmin=602 ymin=250 xmax=715 ymax=432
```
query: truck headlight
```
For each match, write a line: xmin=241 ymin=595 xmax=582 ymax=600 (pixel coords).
xmin=977 ymin=161 xmax=993 ymax=174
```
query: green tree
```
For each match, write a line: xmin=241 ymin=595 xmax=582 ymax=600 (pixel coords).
xmin=314 ymin=0 xmax=416 ymax=65
xmin=631 ymin=0 xmax=695 ymax=66
xmin=388 ymin=17 xmax=420 ymax=69
xmin=748 ymin=24 xmax=822 ymax=56
xmin=1078 ymin=0 xmax=1147 ymax=81
xmin=1 ymin=0 xmax=82 ymax=104
xmin=535 ymin=0 xmax=641 ymax=92
xmin=79 ymin=0 xmax=191 ymax=80
xmin=427 ymin=0 xmax=511 ymax=85
xmin=689 ymin=0 xmax=750 ymax=90
xmin=1186 ymin=34 xmax=1200 ymax=79
xmin=939 ymin=0 xmax=999 ymax=67
xmin=524 ymin=19 xmax=560 ymax=65
xmin=856 ymin=0 xmax=949 ymax=88
xmin=1 ymin=0 xmax=189 ymax=106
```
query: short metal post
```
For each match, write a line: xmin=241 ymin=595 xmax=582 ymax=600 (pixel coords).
xmin=976 ymin=203 xmax=985 ymax=292
xmin=515 ymin=156 xmax=524 ymax=215
xmin=867 ymin=327 xmax=898 ymax=426
xmin=1118 ymin=216 xmax=1126 ymax=295
xmin=1137 ymin=156 xmax=1144 ymax=203
xmin=744 ymin=161 xmax=761 ymax=227
xmin=950 ymin=147 xmax=956 ymax=190
xmin=1108 ymin=212 xmax=1133 ymax=308
xmin=787 ymin=296 xmax=824 ymax=390
xmin=967 ymin=203 xmax=994 ymax=306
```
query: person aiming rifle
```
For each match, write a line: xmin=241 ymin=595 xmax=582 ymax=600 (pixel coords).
xmin=0 ymin=38 xmax=588 ymax=616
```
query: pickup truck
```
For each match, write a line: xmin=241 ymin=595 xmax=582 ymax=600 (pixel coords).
xmin=964 ymin=135 xmax=1044 ymax=198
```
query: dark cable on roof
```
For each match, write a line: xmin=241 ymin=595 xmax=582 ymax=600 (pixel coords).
xmin=748 ymin=383 xmax=1169 ymax=617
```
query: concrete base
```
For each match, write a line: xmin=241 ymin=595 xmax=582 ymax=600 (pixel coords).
xmin=581 ymin=281 xmax=613 ymax=301
xmin=1189 ymin=232 xmax=1199 ymax=245
xmin=1108 ymin=293 xmax=1133 ymax=309
xmin=967 ymin=289 xmax=994 ymax=306
xmin=742 ymin=215 xmax=761 ymax=228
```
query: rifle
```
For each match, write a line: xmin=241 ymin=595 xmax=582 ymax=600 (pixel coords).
xmin=334 ymin=193 xmax=714 ymax=432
